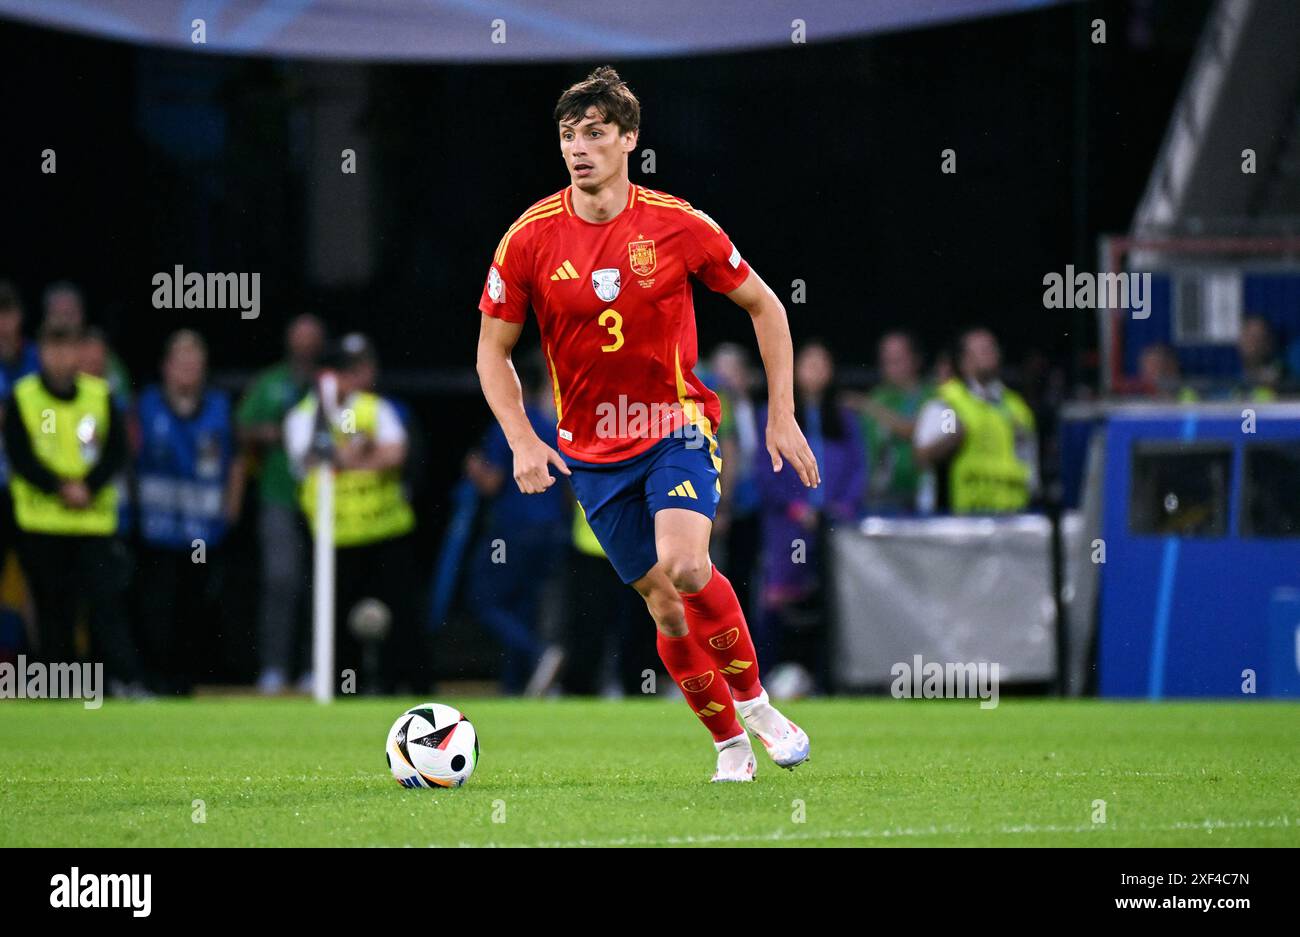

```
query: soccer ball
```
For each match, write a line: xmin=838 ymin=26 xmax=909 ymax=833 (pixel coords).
xmin=386 ymin=703 xmax=479 ymax=789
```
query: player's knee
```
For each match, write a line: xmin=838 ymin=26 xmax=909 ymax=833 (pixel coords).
xmin=634 ymin=578 xmax=685 ymax=634
xmin=663 ymin=553 xmax=711 ymax=594
xmin=648 ymin=591 xmax=684 ymax=630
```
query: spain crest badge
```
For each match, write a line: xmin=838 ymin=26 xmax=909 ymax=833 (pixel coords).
xmin=628 ymin=239 xmax=657 ymax=277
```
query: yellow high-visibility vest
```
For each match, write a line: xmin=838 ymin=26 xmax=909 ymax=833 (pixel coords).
xmin=10 ymin=373 xmax=118 ymax=535
xmin=573 ymin=502 xmax=605 ymax=558
xmin=295 ymin=392 xmax=415 ymax=547
xmin=936 ymin=378 xmax=1035 ymax=514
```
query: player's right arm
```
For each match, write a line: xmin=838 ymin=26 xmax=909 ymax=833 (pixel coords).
xmin=476 ymin=203 xmax=571 ymax=494
xmin=475 ymin=313 xmax=570 ymax=494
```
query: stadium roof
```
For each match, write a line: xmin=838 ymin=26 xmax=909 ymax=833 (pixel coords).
xmin=0 ymin=0 xmax=1071 ymax=62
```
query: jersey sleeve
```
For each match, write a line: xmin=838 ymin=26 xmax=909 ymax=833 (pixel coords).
xmin=683 ymin=210 xmax=751 ymax=295
xmin=477 ymin=225 xmax=535 ymax=324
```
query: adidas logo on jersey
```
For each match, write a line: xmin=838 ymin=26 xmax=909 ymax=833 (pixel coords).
xmin=667 ymin=481 xmax=699 ymax=499
xmin=550 ymin=260 xmax=580 ymax=281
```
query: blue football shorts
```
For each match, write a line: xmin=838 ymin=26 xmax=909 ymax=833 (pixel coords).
xmin=563 ymin=423 xmax=722 ymax=584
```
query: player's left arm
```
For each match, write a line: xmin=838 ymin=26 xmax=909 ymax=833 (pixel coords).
xmin=726 ymin=269 xmax=820 ymax=488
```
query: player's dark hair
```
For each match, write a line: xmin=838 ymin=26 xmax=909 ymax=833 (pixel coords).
xmin=554 ymin=66 xmax=640 ymax=135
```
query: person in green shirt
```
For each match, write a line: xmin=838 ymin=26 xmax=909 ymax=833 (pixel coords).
xmin=237 ymin=314 xmax=324 ymax=693
xmin=847 ymin=331 xmax=931 ymax=514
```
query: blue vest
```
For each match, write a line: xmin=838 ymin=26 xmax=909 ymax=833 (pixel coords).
xmin=136 ymin=386 xmax=235 ymax=549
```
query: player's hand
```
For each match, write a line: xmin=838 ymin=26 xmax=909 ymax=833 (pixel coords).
xmin=766 ymin=411 xmax=820 ymax=488
xmin=513 ymin=436 xmax=571 ymax=494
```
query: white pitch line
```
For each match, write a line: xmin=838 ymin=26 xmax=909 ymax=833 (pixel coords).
xmin=421 ymin=815 xmax=1300 ymax=848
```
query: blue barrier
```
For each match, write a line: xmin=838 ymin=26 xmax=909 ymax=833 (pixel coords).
xmin=1097 ymin=405 xmax=1300 ymax=697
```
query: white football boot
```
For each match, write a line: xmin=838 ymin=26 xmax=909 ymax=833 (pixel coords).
xmin=710 ymin=731 xmax=757 ymax=783
xmin=735 ymin=688 xmax=810 ymax=769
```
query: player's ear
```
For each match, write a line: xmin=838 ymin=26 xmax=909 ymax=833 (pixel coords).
xmin=623 ymin=128 xmax=638 ymax=152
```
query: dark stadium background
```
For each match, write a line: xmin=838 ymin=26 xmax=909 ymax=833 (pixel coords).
xmin=0 ymin=0 xmax=1212 ymax=681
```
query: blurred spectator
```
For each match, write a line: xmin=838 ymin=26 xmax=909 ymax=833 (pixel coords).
xmin=285 ymin=333 xmax=423 ymax=694
xmin=238 ymin=313 xmax=322 ymax=694
xmin=755 ymin=340 xmax=864 ymax=691
xmin=41 ymin=282 xmax=83 ymax=329
xmin=134 ymin=330 xmax=245 ymax=694
xmin=1285 ymin=334 xmax=1300 ymax=386
xmin=464 ymin=352 xmax=567 ymax=696
xmin=79 ymin=326 xmax=133 ymax=404
xmin=42 ymin=282 xmax=132 ymax=400
xmin=0 ymin=281 xmax=39 ymax=389
xmin=0 ymin=281 xmax=39 ymax=573
xmin=3 ymin=322 xmax=145 ymax=694
xmin=914 ymin=328 xmax=1037 ymax=514
xmin=709 ymin=342 xmax=762 ymax=622
xmin=347 ymin=339 xmax=427 ymax=506
xmin=80 ymin=326 xmax=136 ymax=539
xmin=849 ymin=331 xmax=931 ymax=514
xmin=1235 ymin=315 xmax=1283 ymax=401
xmin=931 ymin=348 xmax=955 ymax=385
xmin=1137 ymin=342 xmax=1196 ymax=401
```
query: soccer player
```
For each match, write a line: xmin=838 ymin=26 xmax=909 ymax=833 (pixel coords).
xmin=476 ymin=67 xmax=819 ymax=782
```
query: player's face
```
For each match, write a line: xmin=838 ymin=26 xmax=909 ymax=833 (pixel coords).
xmin=559 ymin=108 xmax=635 ymax=190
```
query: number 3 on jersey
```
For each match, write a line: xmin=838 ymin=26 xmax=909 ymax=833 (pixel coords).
xmin=598 ymin=309 xmax=624 ymax=352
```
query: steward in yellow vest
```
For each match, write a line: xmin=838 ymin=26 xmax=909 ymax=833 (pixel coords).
xmin=2 ymin=322 xmax=142 ymax=687
xmin=6 ymin=369 xmax=120 ymax=535
xmin=284 ymin=334 xmax=413 ymax=550
xmin=283 ymin=333 xmax=424 ymax=693
xmin=914 ymin=329 xmax=1037 ymax=514
xmin=286 ymin=389 xmax=414 ymax=548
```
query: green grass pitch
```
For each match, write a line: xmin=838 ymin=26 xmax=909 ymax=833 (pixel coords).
xmin=1 ymin=698 xmax=1297 ymax=847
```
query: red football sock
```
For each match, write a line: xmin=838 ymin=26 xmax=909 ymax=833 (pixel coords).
xmin=656 ymin=631 xmax=743 ymax=742
xmin=679 ymin=565 xmax=762 ymax=701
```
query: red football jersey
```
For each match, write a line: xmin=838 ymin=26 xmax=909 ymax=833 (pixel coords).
xmin=478 ymin=184 xmax=751 ymax=463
